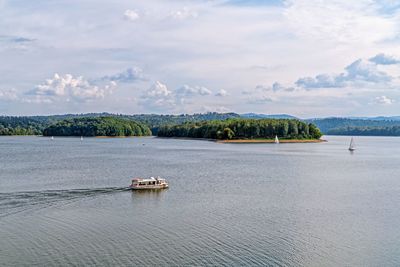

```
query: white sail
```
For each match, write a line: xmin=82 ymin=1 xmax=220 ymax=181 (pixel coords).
xmin=80 ymin=136 xmax=83 ymax=141
xmin=51 ymin=136 xmax=54 ymax=140
xmin=349 ymin=137 xmax=355 ymax=151
xmin=274 ymin=135 xmax=279 ymax=144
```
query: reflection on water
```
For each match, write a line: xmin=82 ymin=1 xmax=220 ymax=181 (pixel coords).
xmin=131 ymin=188 xmax=167 ymax=199
xmin=1 ymin=136 xmax=400 ymax=266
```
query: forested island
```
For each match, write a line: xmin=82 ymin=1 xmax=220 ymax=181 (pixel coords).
xmin=157 ymin=118 xmax=322 ymax=141
xmin=43 ymin=117 xmax=152 ymax=137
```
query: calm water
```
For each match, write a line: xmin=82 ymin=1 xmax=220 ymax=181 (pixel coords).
xmin=1 ymin=136 xmax=400 ymax=266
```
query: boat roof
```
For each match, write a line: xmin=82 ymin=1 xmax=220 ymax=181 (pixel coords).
xmin=132 ymin=177 xmax=165 ymax=182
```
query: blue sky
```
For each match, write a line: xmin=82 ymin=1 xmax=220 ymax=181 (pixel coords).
xmin=0 ymin=0 xmax=400 ymax=117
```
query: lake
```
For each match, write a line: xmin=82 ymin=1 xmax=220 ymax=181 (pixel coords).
xmin=1 ymin=136 xmax=400 ymax=266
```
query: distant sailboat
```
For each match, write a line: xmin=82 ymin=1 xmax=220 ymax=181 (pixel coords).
xmin=274 ymin=135 xmax=279 ymax=144
xmin=80 ymin=136 xmax=83 ymax=141
xmin=51 ymin=136 xmax=54 ymax=140
xmin=348 ymin=137 xmax=355 ymax=151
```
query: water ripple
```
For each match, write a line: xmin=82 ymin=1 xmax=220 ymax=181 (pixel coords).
xmin=0 ymin=187 xmax=129 ymax=218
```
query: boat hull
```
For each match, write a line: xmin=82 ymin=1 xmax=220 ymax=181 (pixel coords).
xmin=130 ymin=184 xmax=168 ymax=190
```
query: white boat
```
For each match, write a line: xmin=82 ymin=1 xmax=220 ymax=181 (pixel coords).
xmin=348 ymin=137 xmax=355 ymax=151
xmin=130 ymin=177 xmax=169 ymax=190
xmin=274 ymin=135 xmax=279 ymax=144
xmin=80 ymin=136 xmax=83 ymax=141
xmin=51 ymin=136 xmax=54 ymax=140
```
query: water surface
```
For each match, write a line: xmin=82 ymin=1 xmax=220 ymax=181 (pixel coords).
xmin=1 ymin=136 xmax=399 ymax=266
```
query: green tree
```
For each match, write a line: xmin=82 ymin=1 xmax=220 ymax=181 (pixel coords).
xmin=223 ymin=127 xmax=235 ymax=140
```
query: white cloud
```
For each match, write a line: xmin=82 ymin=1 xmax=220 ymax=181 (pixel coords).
xmin=296 ymin=59 xmax=392 ymax=89
xmin=242 ymin=84 xmax=268 ymax=95
xmin=244 ymin=82 xmax=294 ymax=95
xmin=147 ymin=81 xmax=171 ymax=97
xmin=21 ymin=95 xmax=53 ymax=104
xmin=101 ymin=67 xmax=145 ymax=82
xmin=140 ymin=82 xmax=214 ymax=111
xmin=369 ymin=53 xmax=400 ymax=65
xmin=247 ymin=95 xmax=274 ymax=104
xmin=0 ymin=88 xmax=18 ymax=101
xmin=374 ymin=95 xmax=394 ymax=105
xmin=271 ymin=82 xmax=295 ymax=92
xmin=140 ymin=81 xmax=175 ymax=110
xmin=284 ymin=0 xmax=397 ymax=44
xmin=176 ymin=84 xmax=212 ymax=97
xmin=124 ymin=9 xmax=140 ymax=21
xmin=26 ymin=73 xmax=116 ymax=103
xmin=169 ymin=7 xmax=198 ymax=20
xmin=202 ymin=105 xmax=231 ymax=113
xmin=215 ymin=89 xmax=229 ymax=97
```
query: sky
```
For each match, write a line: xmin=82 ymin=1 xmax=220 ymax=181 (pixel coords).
xmin=1 ymin=0 xmax=400 ymax=117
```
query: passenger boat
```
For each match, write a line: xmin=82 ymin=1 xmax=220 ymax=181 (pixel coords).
xmin=130 ymin=177 xmax=169 ymax=190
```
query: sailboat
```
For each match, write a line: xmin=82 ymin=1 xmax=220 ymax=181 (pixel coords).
xmin=80 ymin=136 xmax=83 ymax=141
xmin=51 ymin=136 xmax=54 ymax=140
xmin=274 ymin=135 xmax=279 ymax=144
xmin=348 ymin=137 xmax=355 ymax=151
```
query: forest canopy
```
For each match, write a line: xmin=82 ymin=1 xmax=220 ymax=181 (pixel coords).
xmin=157 ymin=118 xmax=322 ymax=140
xmin=0 ymin=112 xmax=238 ymax=135
xmin=327 ymin=126 xmax=400 ymax=136
xmin=42 ymin=117 xmax=152 ymax=137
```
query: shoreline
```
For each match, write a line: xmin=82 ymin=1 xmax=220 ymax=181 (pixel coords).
xmin=157 ymin=136 xmax=326 ymax=143
xmin=40 ymin=135 xmax=151 ymax=138
xmin=217 ymin=139 xmax=326 ymax=143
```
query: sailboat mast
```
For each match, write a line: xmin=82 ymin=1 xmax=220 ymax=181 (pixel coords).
xmin=349 ymin=137 xmax=355 ymax=151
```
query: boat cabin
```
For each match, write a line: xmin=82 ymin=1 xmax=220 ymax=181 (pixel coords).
xmin=130 ymin=177 xmax=168 ymax=190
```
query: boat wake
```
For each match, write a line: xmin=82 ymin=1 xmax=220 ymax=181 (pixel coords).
xmin=0 ymin=187 xmax=130 ymax=218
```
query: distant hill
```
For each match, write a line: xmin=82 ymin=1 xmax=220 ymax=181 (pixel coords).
xmin=240 ymin=113 xmax=298 ymax=119
xmin=307 ymin=117 xmax=400 ymax=135
xmin=327 ymin=126 xmax=400 ymax=136
xmin=345 ymin=116 xmax=400 ymax=121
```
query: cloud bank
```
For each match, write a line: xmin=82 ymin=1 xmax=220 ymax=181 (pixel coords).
xmin=26 ymin=74 xmax=116 ymax=103
xmin=1 ymin=1 xmax=400 ymax=116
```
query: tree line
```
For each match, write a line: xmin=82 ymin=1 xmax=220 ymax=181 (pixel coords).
xmin=0 ymin=112 xmax=239 ymax=135
xmin=42 ymin=117 xmax=152 ymax=137
xmin=327 ymin=126 xmax=400 ymax=136
xmin=0 ymin=116 xmax=46 ymax=135
xmin=307 ymin=117 xmax=400 ymax=133
xmin=157 ymin=118 xmax=322 ymax=140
